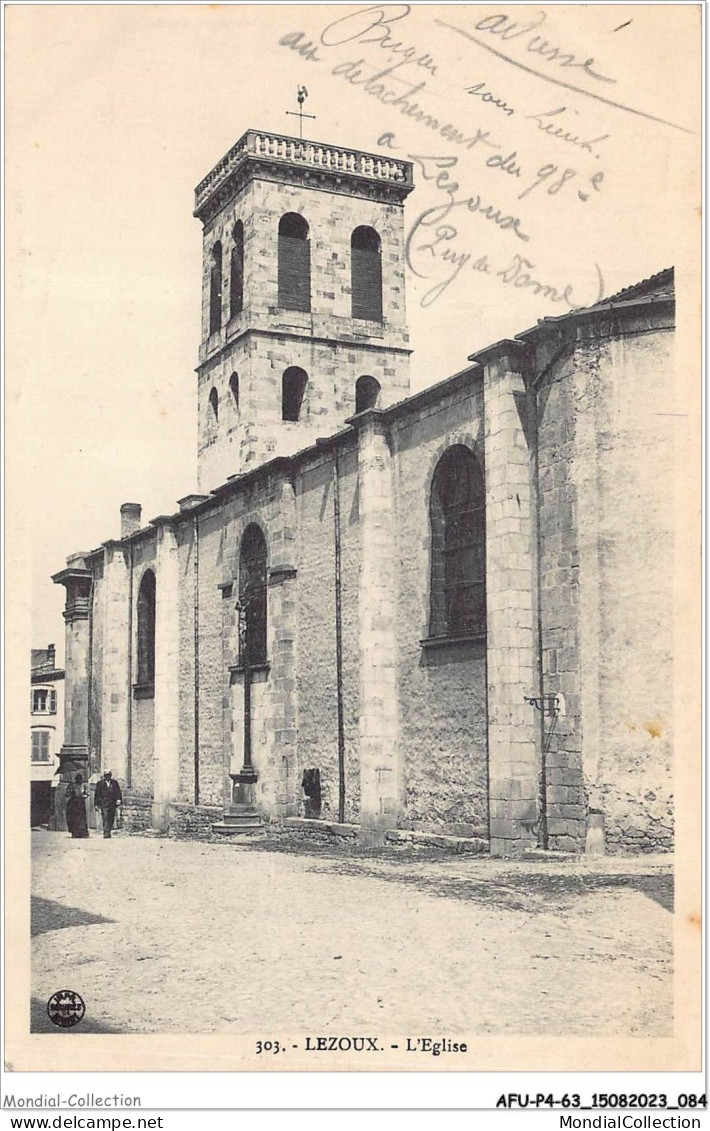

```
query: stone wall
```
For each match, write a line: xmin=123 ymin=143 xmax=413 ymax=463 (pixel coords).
xmin=131 ymin=698 xmax=155 ymax=795
xmin=199 ymin=177 xmax=410 ymax=356
xmin=392 ymin=381 xmax=489 ymax=838
xmin=88 ymin=557 xmax=104 ymax=772
xmin=167 ymin=802 xmax=223 ymax=840
xmin=197 ymin=176 xmax=411 ymax=492
xmin=177 ymin=522 xmax=197 ymax=804
xmin=121 ymin=790 xmax=153 ymax=833
xmin=195 ymin=507 xmax=230 ymax=808
xmin=536 ymin=311 xmax=675 ymax=853
xmin=198 ymin=333 xmax=411 ymax=491
xmin=100 ymin=543 xmax=131 ymax=784
xmin=130 ymin=543 xmax=157 ymax=793
xmin=295 ymin=442 xmax=361 ymax=822
xmin=75 ymin=274 xmax=675 ymax=855
xmin=536 ymin=344 xmax=586 ymax=851
xmin=219 ymin=474 xmax=293 ymax=818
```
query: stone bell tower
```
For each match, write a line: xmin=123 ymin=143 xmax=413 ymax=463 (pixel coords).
xmin=193 ymin=129 xmax=414 ymax=492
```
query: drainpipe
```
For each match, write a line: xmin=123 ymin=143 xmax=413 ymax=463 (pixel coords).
xmin=528 ymin=340 xmax=573 ymax=849
xmin=87 ymin=574 xmax=94 ymax=772
xmin=332 ymin=446 xmax=346 ymax=824
xmin=193 ymin=513 xmax=200 ymax=805
xmin=127 ymin=543 xmax=134 ymax=787
xmin=531 ymin=386 xmax=548 ymax=848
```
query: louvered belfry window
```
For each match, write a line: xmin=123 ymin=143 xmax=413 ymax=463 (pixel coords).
xmin=351 ymin=226 xmax=382 ymax=322
xmin=278 ymin=213 xmax=310 ymax=312
xmin=230 ymin=221 xmax=244 ymax=318
xmin=239 ymin=524 xmax=267 ymax=666
xmin=429 ymin=446 xmax=486 ymax=639
xmin=209 ymin=241 xmax=223 ymax=334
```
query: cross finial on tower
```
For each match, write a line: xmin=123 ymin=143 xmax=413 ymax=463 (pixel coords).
xmin=286 ymin=85 xmax=316 ymax=139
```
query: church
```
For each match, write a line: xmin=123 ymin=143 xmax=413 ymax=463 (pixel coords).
xmin=52 ymin=127 xmax=675 ymax=856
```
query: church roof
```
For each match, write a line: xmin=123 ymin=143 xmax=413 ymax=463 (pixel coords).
xmin=88 ymin=265 xmax=675 ymax=543
xmin=515 ymin=266 xmax=674 ymax=343
xmin=601 ymin=267 xmax=675 ymax=305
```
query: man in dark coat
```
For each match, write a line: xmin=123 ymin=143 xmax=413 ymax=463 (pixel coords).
xmin=94 ymin=770 xmax=122 ymax=838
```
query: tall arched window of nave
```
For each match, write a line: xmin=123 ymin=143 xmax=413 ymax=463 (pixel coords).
xmin=238 ymin=524 xmax=268 ymax=666
xmin=136 ymin=569 xmax=156 ymax=690
xmin=429 ymin=446 xmax=486 ymax=639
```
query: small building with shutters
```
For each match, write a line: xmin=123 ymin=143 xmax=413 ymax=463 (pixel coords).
xmin=30 ymin=645 xmax=65 ymax=826
xmin=52 ymin=128 xmax=676 ymax=857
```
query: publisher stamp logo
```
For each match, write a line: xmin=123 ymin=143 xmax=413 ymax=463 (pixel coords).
xmin=47 ymin=990 xmax=85 ymax=1028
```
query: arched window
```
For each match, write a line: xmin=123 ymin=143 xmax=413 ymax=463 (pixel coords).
xmin=229 ymin=372 xmax=239 ymax=410
xmin=239 ymin=524 xmax=267 ymax=666
xmin=355 ymin=374 xmax=381 ymax=413
xmin=429 ymin=446 xmax=486 ymax=639
xmin=278 ymin=213 xmax=310 ymax=312
xmin=208 ymin=386 xmax=219 ymax=424
xmin=351 ymin=226 xmax=382 ymax=321
xmin=282 ymin=366 xmax=308 ymax=422
xmin=230 ymin=221 xmax=244 ymax=318
xmin=209 ymin=241 xmax=223 ymax=334
xmin=136 ymin=570 xmax=156 ymax=689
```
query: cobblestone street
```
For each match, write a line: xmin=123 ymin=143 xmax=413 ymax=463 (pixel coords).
xmin=31 ymin=830 xmax=673 ymax=1038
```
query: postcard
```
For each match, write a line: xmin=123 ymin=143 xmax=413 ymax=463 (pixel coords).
xmin=4 ymin=1 xmax=702 ymax=1090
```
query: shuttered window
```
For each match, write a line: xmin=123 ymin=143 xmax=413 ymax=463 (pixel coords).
xmin=430 ymin=446 xmax=486 ymax=639
xmin=32 ymin=689 xmax=48 ymax=712
xmin=230 ymin=222 xmax=244 ymax=317
xmin=209 ymin=241 xmax=223 ymax=334
xmin=239 ymin=524 xmax=267 ymax=666
xmin=278 ymin=214 xmax=310 ymax=312
xmin=31 ymin=731 xmax=50 ymax=762
xmin=351 ymin=227 xmax=382 ymax=322
xmin=31 ymin=687 xmax=56 ymax=713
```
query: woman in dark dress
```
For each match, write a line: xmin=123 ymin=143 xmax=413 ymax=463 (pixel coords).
xmin=66 ymin=773 xmax=89 ymax=838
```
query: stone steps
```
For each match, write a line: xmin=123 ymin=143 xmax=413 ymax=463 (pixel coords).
xmin=212 ymin=807 xmax=265 ymax=837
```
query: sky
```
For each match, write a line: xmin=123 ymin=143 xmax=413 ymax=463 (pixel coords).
xmin=6 ymin=2 xmax=700 ymax=661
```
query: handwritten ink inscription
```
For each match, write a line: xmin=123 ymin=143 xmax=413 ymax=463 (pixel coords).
xmin=466 ymin=81 xmax=515 ymax=117
xmin=472 ymin=10 xmax=616 ymax=84
xmin=320 ymin=5 xmax=439 ymax=78
xmin=401 ymin=152 xmax=603 ymax=308
xmin=526 ymin=107 xmax=609 ymax=156
xmin=407 ymin=206 xmax=604 ymax=309
xmin=278 ymin=5 xmax=622 ymax=314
